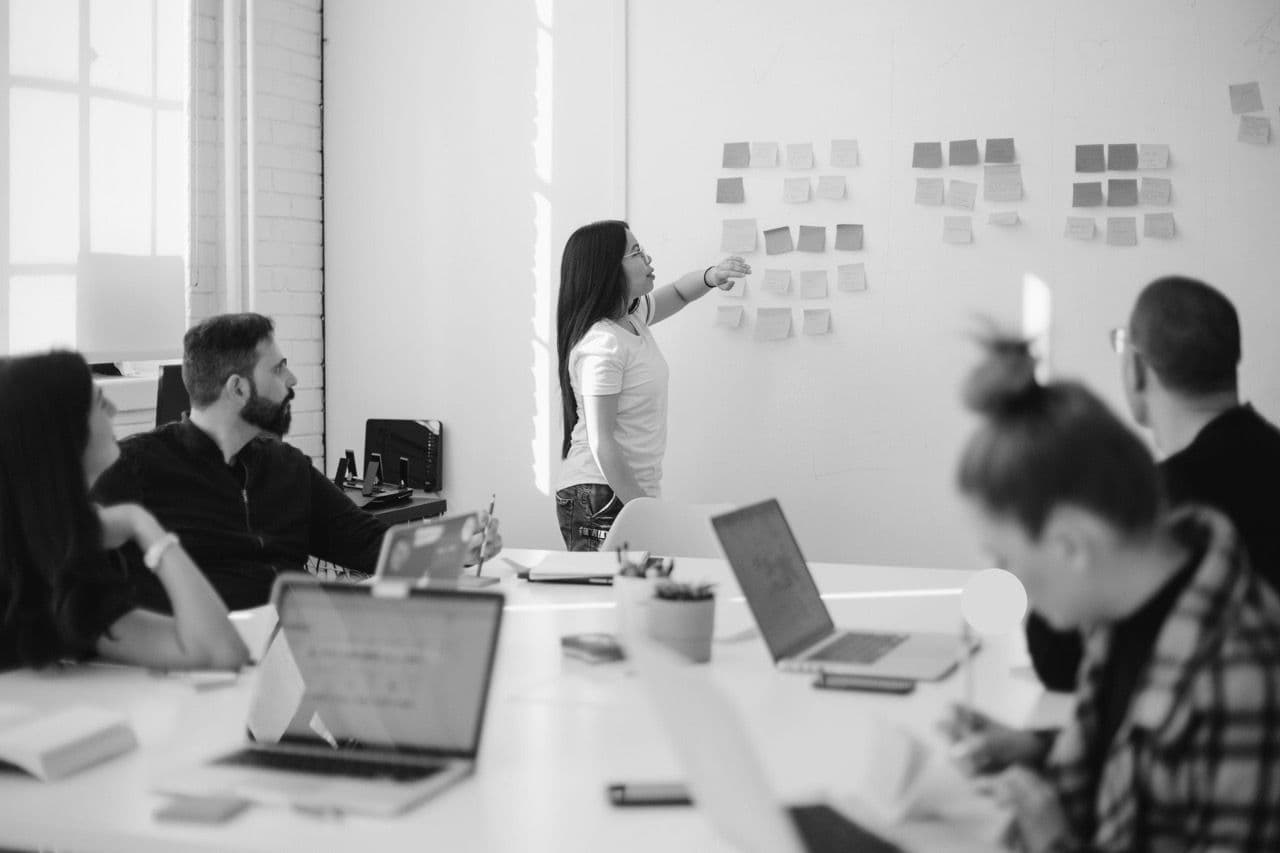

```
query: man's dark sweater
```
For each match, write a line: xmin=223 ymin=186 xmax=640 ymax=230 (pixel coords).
xmin=91 ymin=419 xmax=387 ymax=611
xmin=1026 ymin=404 xmax=1280 ymax=691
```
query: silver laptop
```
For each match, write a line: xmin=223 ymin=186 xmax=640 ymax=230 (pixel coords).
xmin=372 ymin=513 xmax=476 ymax=583
xmin=155 ymin=577 xmax=504 ymax=816
xmin=629 ymin=637 xmax=902 ymax=853
xmin=712 ymin=499 xmax=965 ymax=681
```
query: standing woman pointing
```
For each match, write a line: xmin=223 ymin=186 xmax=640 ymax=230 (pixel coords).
xmin=555 ymin=220 xmax=748 ymax=551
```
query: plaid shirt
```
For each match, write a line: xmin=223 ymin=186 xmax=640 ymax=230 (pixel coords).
xmin=1046 ymin=507 xmax=1280 ymax=852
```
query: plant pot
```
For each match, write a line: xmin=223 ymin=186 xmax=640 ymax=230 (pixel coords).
xmin=646 ymin=597 xmax=715 ymax=664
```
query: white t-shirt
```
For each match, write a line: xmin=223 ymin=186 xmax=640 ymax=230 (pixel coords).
xmin=557 ymin=294 xmax=669 ymax=496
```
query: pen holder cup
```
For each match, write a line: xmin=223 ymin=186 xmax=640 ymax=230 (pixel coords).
xmin=645 ymin=596 xmax=715 ymax=664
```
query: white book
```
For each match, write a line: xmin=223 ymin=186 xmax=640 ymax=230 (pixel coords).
xmin=0 ymin=705 xmax=138 ymax=781
xmin=524 ymin=551 xmax=648 ymax=582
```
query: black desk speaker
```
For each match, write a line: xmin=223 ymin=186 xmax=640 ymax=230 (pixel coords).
xmin=364 ymin=419 xmax=442 ymax=492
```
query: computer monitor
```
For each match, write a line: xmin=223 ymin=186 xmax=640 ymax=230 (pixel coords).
xmin=364 ymin=419 xmax=442 ymax=492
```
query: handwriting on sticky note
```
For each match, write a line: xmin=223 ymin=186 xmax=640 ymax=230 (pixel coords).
xmin=943 ymin=216 xmax=973 ymax=244
xmin=783 ymin=177 xmax=811 ymax=203
xmin=1138 ymin=144 xmax=1169 ymax=169
xmin=750 ymin=141 xmax=779 ymax=167
xmin=716 ymin=177 xmax=745 ymax=204
xmin=1065 ymin=217 xmax=1096 ymax=240
xmin=1107 ymin=143 xmax=1138 ymax=170
xmin=983 ymin=165 xmax=1022 ymax=202
xmin=803 ymin=309 xmax=831 ymax=336
xmin=1139 ymin=177 xmax=1171 ymax=205
xmin=1229 ymin=82 xmax=1263 ymax=114
xmin=949 ymin=139 xmax=980 ymax=166
xmin=835 ymin=223 xmax=864 ymax=251
xmin=1106 ymin=179 xmax=1138 ymax=207
xmin=1106 ymin=217 xmax=1138 ymax=247
xmin=984 ymin=138 xmax=1016 ymax=163
xmin=797 ymin=225 xmax=826 ymax=252
xmin=1072 ymin=182 xmax=1104 ymax=208
xmin=800 ymin=270 xmax=829 ymax=299
xmin=1075 ymin=144 xmax=1105 ymax=173
xmin=715 ymin=305 xmax=744 ymax=328
xmin=915 ymin=177 xmax=944 ymax=205
xmin=830 ymin=139 xmax=860 ymax=167
xmin=754 ymin=308 xmax=792 ymax=341
xmin=786 ymin=143 xmax=815 ymax=169
xmin=912 ymin=141 xmax=944 ymax=168
xmin=720 ymin=279 xmax=746 ymax=298
xmin=1238 ymin=115 xmax=1272 ymax=145
xmin=947 ymin=180 xmax=977 ymax=210
xmin=1143 ymin=212 xmax=1175 ymax=239
xmin=764 ymin=227 xmax=794 ymax=255
xmin=837 ymin=263 xmax=867 ymax=292
xmin=721 ymin=219 xmax=758 ymax=253
xmin=988 ymin=211 xmax=1019 ymax=226
xmin=723 ymin=142 xmax=750 ymax=168
xmin=762 ymin=269 xmax=791 ymax=294
xmin=816 ymin=175 xmax=846 ymax=200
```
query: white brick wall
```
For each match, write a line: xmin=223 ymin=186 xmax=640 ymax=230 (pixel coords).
xmin=187 ymin=0 xmax=326 ymax=469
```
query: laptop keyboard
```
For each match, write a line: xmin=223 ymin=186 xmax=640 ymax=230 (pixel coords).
xmin=788 ymin=804 xmax=903 ymax=853
xmin=215 ymin=749 xmax=443 ymax=783
xmin=808 ymin=632 xmax=908 ymax=664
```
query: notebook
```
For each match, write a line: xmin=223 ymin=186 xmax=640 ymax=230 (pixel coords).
xmin=712 ymin=500 xmax=966 ymax=681
xmin=155 ymin=577 xmax=504 ymax=817
xmin=0 ymin=704 xmax=137 ymax=781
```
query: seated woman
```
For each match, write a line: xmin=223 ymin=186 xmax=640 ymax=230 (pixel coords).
xmin=0 ymin=351 xmax=248 ymax=671
xmin=943 ymin=337 xmax=1280 ymax=852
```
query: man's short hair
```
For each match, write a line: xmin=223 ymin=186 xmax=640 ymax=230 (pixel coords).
xmin=183 ymin=313 xmax=275 ymax=407
xmin=1130 ymin=276 xmax=1240 ymax=395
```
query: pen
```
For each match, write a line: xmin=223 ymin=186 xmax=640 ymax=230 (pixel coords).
xmin=962 ymin=622 xmax=975 ymax=721
xmin=475 ymin=493 xmax=496 ymax=577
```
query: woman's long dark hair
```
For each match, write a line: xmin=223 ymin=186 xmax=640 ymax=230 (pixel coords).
xmin=556 ymin=220 xmax=630 ymax=459
xmin=0 ymin=351 xmax=114 ymax=666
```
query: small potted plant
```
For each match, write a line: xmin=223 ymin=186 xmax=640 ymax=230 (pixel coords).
xmin=646 ymin=579 xmax=716 ymax=663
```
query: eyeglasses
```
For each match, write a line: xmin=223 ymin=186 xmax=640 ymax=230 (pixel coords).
xmin=1109 ymin=326 xmax=1137 ymax=355
xmin=622 ymin=245 xmax=650 ymax=262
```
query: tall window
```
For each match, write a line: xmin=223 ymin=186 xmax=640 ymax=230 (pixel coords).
xmin=3 ymin=0 xmax=188 ymax=360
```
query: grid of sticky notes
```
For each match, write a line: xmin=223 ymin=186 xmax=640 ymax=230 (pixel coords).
xmin=717 ymin=139 xmax=867 ymax=340
xmin=1068 ymin=142 xmax=1174 ymax=244
xmin=912 ymin=138 xmax=1022 ymax=244
xmin=1229 ymin=81 xmax=1272 ymax=146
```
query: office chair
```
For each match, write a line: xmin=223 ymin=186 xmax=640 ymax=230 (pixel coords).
xmin=600 ymin=497 xmax=736 ymax=558
xmin=154 ymin=364 xmax=190 ymax=426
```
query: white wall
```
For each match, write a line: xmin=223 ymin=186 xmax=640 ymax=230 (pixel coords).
xmin=323 ymin=0 xmax=622 ymax=546
xmin=325 ymin=0 xmax=1280 ymax=563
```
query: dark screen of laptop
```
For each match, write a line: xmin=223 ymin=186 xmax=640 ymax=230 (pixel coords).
xmin=712 ymin=500 xmax=835 ymax=660
xmin=247 ymin=585 xmax=501 ymax=759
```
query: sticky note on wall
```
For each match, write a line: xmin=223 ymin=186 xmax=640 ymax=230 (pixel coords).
xmin=721 ymin=219 xmax=758 ymax=253
xmin=786 ymin=143 xmax=815 ymax=169
xmin=750 ymin=141 xmax=779 ymax=167
xmin=797 ymin=225 xmax=826 ymax=252
xmin=762 ymin=269 xmax=791 ymax=294
xmin=754 ymin=308 xmax=792 ymax=341
xmin=715 ymin=305 xmax=744 ymax=328
xmin=830 ymin=139 xmax=860 ymax=167
xmin=947 ymin=180 xmax=977 ymax=210
xmin=1072 ymin=182 xmax=1104 ymax=207
xmin=1075 ymin=144 xmax=1105 ymax=172
xmin=816 ymin=175 xmax=846 ymax=200
xmin=1228 ymin=82 xmax=1263 ymax=114
xmin=1143 ymin=213 xmax=1176 ymax=239
xmin=716 ymin=177 xmax=745 ymax=204
xmin=949 ymin=139 xmax=980 ymax=166
xmin=1107 ymin=144 xmax=1138 ymax=170
xmin=984 ymin=138 xmax=1016 ymax=163
xmin=1137 ymin=144 xmax=1170 ymax=169
xmin=1139 ymin=177 xmax=1171 ymax=205
xmin=915 ymin=178 xmax=944 ymax=205
xmin=983 ymin=165 xmax=1023 ymax=202
xmin=1106 ymin=179 xmax=1138 ymax=207
xmin=803 ymin=309 xmax=831 ymax=336
xmin=912 ymin=142 xmax=944 ymax=168
xmin=1106 ymin=217 xmax=1138 ymax=246
xmin=1065 ymin=217 xmax=1096 ymax=240
xmin=943 ymin=216 xmax=973 ymax=244
xmin=835 ymin=224 xmax=864 ymax=251
xmin=722 ymin=142 xmax=750 ymax=168
xmin=764 ymin=227 xmax=794 ymax=255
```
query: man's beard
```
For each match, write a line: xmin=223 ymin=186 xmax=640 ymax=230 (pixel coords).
xmin=241 ymin=383 xmax=294 ymax=437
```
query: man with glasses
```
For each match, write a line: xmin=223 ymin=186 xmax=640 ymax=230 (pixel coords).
xmin=1026 ymin=275 xmax=1280 ymax=691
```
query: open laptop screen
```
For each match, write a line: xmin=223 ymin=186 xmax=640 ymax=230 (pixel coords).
xmin=712 ymin=500 xmax=835 ymax=660
xmin=247 ymin=582 xmax=503 ymax=759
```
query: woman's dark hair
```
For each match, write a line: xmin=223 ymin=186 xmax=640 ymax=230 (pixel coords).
xmin=556 ymin=220 xmax=630 ymax=459
xmin=957 ymin=335 xmax=1161 ymax=539
xmin=0 ymin=351 xmax=119 ymax=666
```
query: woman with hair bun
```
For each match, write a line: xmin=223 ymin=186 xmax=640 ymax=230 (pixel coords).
xmin=941 ymin=336 xmax=1280 ymax=852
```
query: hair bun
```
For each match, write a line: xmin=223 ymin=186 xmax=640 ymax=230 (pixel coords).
xmin=962 ymin=334 xmax=1039 ymax=417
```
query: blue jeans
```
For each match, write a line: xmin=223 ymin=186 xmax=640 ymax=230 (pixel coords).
xmin=555 ymin=484 xmax=623 ymax=551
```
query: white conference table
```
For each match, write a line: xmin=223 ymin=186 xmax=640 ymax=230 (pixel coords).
xmin=0 ymin=550 xmax=1069 ymax=852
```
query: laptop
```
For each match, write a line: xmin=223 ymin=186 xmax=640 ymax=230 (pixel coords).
xmin=372 ymin=512 xmax=496 ymax=587
xmin=155 ymin=577 xmax=504 ymax=816
xmin=629 ymin=637 xmax=902 ymax=853
xmin=712 ymin=499 xmax=965 ymax=681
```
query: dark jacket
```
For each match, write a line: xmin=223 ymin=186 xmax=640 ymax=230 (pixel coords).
xmin=1026 ymin=404 xmax=1280 ymax=691
xmin=91 ymin=419 xmax=387 ymax=611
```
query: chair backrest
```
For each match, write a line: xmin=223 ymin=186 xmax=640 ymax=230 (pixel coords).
xmin=600 ymin=497 xmax=735 ymax=558
xmin=154 ymin=363 xmax=190 ymax=427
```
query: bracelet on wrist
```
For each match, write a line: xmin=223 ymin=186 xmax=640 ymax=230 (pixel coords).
xmin=143 ymin=532 xmax=181 ymax=572
xmin=703 ymin=266 xmax=717 ymax=288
